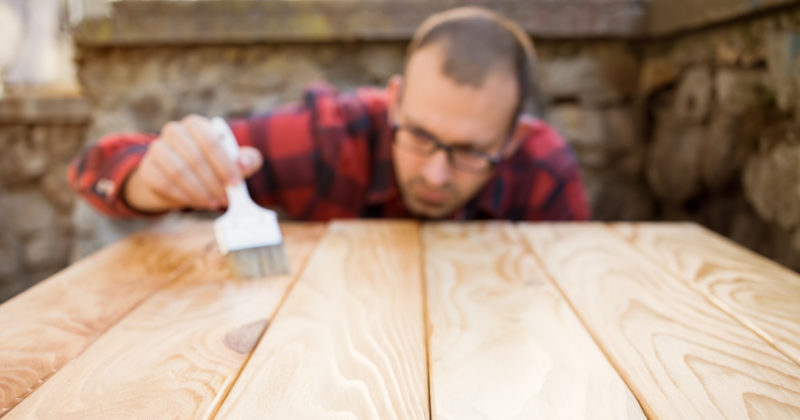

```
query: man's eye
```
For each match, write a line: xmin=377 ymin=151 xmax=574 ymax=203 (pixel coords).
xmin=410 ymin=132 xmax=434 ymax=144
xmin=452 ymin=146 xmax=481 ymax=155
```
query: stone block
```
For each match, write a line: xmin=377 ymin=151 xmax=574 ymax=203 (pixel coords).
xmin=0 ymin=275 xmax=26 ymax=304
xmin=0 ymin=189 xmax=58 ymax=237
xmin=70 ymin=199 xmax=153 ymax=262
xmin=128 ymin=91 xmax=177 ymax=133
xmin=0 ymin=230 xmax=20 ymax=279
xmin=27 ymin=268 xmax=60 ymax=287
xmin=725 ymin=199 xmax=775 ymax=260
xmin=583 ymin=173 xmax=655 ymax=222
xmin=646 ymin=121 xmax=705 ymax=205
xmin=0 ymin=96 xmax=91 ymax=125
xmin=638 ymin=57 xmax=679 ymax=97
xmin=646 ymin=0 xmax=798 ymax=38
xmin=538 ymin=48 xmax=638 ymax=106
xmin=701 ymin=113 xmax=760 ymax=191
xmin=40 ymin=162 xmax=76 ymax=213
xmin=0 ymin=125 xmax=49 ymax=186
xmin=765 ymin=32 xmax=800 ymax=113
xmin=47 ymin=125 xmax=87 ymax=161
xmin=672 ymin=66 xmax=712 ymax=124
xmin=743 ymin=141 xmax=800 ymax=231
xmin=357 ymin=45 xmax=405 ymax=83
xmin=767 ymin=224 xmax=800 ymax=273
xmin=23 ymin=230 xmax=71 ymax=271
xmin=715 ymin=69 xmax=769 ymax=116
xmin=546 ymin=105 xmax=640 ymax=170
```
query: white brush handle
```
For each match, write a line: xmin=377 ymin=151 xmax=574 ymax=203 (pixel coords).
xmin=211 ymin=117 xmax=260 ymax=212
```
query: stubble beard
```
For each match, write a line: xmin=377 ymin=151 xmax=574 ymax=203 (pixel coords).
xmin=401 ymin=177 xmax=462 ymax=219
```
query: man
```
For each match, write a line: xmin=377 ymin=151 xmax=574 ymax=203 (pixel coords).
xmin=69 ymin=7 xmax=590 ymax=222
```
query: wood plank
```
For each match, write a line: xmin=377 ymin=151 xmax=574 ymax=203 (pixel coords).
xmin=213 ymin=221 xmax=429 ymax=420
xmin=519 ymin=223 xmax=800 ymax=420
xmin=3 ymin=223 xmax=325 ymax=420
xmin=423 ymin=223 xmax=646 ymax=420
xmin=611 ymin=222 xmax=800 ymax=366
xmin=0 ymin=220 xmax=214 ymax=416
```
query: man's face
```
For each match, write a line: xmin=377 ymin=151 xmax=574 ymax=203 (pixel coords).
xmin=387 ymin=45 xmax=520 ymax=219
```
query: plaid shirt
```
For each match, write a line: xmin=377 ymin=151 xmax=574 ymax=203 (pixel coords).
xmin=69 ymin=84 xmax=590 ymax=221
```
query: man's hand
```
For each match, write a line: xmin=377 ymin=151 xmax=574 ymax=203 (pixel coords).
xmin=123 ymin=115 xmax=264 ymax=213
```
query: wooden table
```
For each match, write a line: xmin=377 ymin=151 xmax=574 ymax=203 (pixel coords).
xmin=1 ymin=221 xmax=799 ymax=419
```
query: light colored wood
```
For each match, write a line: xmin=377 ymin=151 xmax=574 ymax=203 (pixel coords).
xmin=0 ymin=220 xmax=214 ymax=416
xmin=423 ymin=223 xmax=646 ymax=420
xmin=213 ymin=221 xmax=429 ymax=420
xmin=612 ymin=222 xmax=800 ymax=365
xmin=519 ymin=223 xmax=800 ymax=420
xmin=3 ymin=223 xmax=325 ymax=420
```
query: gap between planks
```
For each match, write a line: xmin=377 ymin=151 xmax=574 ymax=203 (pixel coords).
xmin=213 ymin=221 xmax=430 ymax=420
xmin=420 ymin=223 xmax=435 ymax=420
xmin=3 ymin=223 xmax=325 ymax=420
xmin=202 ymin=223 xmax=328 ymax=420
xmin=423 ymin=222 xmax=646 ymax=420
xmin=0 ymin=220 xmax=216 ymax=418
xmin=519 ymin=223 xmax=800 ymax=420
xmin=608 ymin=222 xmax=800 ymax=367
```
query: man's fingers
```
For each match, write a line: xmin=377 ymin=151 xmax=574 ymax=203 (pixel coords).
xmin=150 ymin=140 xmax=218 ymax=209
xmin=135 ymin=157 xmax=195 ymax=209
xmin=183 ymin=115 xmax=242 ymax=187
xmin=238 ymin=146 xmax=264 ymax=178
xmin=162 ymin=120 xmax=228 ymax=204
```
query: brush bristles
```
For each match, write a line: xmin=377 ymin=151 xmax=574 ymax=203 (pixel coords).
xmin=225 ymin=244 xmax=291 ymax=279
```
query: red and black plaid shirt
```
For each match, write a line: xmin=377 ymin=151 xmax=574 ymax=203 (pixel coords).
xmin=69 ymin=84 xmax=590 ymax=221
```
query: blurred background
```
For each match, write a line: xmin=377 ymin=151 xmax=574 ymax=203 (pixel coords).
xmin=1 ymin=0 xmax=799 ymax=302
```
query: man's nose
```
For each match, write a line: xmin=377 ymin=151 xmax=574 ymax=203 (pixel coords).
xmin=421 ymin=149 xmax=451 ymax=187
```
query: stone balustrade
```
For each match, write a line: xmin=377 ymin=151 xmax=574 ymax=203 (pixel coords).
xmin=0 ymin=92 xmax=90 ymax=300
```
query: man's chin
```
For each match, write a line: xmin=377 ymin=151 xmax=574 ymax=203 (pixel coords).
xmin=406 ymin=197 xmax=455 ymax=219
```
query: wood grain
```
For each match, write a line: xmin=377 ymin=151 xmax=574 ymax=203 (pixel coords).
xmin=611 ymin=223 xmax=800 ymax=366
xmin=423 ymin=223 xmax=646 ymax=420
xmin=520 ymin=223 xmax=800 ymax=420
xmin=3 ymin=223 xmax=325 ymax=420
xmin=213 ymin=221 xmax=429 ymax=420
xmin=0 ymin=220 xmax=214 ymax=416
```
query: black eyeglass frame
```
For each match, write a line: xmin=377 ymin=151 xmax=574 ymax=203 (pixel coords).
xmin=390 ymin=122 xmax=514 ymax=174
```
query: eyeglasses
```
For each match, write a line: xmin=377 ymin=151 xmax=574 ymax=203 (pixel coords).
xmin=391 ymin=123 xmax=507 ymax=174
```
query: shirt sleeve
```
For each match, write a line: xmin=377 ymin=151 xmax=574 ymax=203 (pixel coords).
xmin=67 ymin=109 xmax=314 ymax=219
xmin=521 ymin=119 xmax=592 ymax=222
xmin=68 ymin=132 xmax=158 ymax=218
xmin=69 ymin=83 xmax=374 ymax=221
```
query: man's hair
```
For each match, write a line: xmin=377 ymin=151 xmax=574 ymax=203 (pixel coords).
xmin=406 ymin=7 xmax=538 ymax=118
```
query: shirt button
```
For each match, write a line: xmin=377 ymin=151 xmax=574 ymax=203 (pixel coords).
xmin=97 ymin=178 xmax=116 ymax=197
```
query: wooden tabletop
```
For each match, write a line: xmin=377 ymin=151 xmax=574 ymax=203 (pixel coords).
xmin=1 ymin=221 xmax=799 ymax=419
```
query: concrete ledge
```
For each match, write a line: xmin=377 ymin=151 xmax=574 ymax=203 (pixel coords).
xmin=73 ymin=0 xmax=647 ymax=45
xmin=0 ymin=95 xmax=91 ymax=124
xmin=646 ymin=0 xmax=800 ymax=36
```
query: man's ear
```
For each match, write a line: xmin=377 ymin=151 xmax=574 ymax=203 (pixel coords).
xmin=502 ymin=118 xmax=532 ymax=159
xmin=386 ymin=75 xmax=404 ymax=122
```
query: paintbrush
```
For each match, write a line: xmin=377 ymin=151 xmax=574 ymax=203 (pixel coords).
xmin=211 ymin=117 xmax=291 ymax=279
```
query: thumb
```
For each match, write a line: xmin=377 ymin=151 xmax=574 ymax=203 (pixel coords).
xmin=237 ymin=146 xmax=264 ymax=178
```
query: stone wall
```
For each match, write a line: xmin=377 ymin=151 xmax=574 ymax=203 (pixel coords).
xmin=0 ymin=94 xmax=90 ymax=301
xmin=537 ymin=41 xmax=653 ymax=222
xmin=635 ymin=6 xmax=800 ymax=270
xmin=78 ymin=43 xmax=407 ymax=141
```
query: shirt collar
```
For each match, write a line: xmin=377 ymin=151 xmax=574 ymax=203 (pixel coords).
xmin=365 ymin=113 xmax=401 ymax=206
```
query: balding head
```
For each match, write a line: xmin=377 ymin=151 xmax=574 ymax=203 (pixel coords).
xmin=406 ymin=7 xmax=537 ymax=117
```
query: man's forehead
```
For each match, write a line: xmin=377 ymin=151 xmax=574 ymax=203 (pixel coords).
xmin=401 ymin=46 xmax=518 ymax=145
